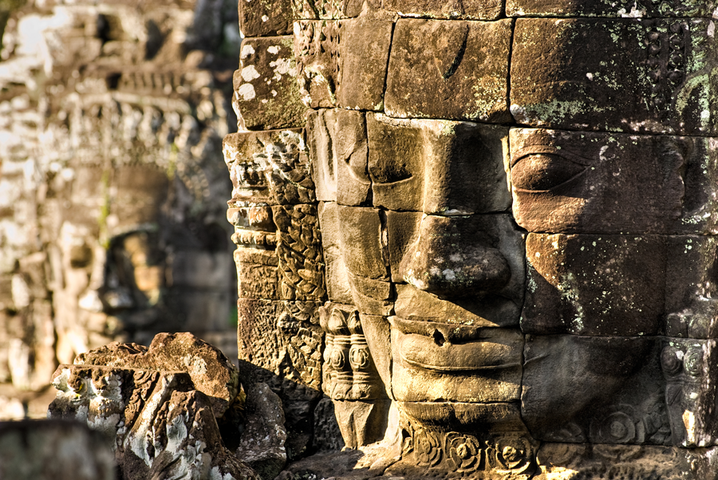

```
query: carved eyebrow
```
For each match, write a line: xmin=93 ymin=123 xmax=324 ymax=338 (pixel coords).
xmin=510 ymin=144 xmax=595 ymax=168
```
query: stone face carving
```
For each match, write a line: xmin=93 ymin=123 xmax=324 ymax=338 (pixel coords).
xmin=228 ymin=0 xmax=718 ymax=477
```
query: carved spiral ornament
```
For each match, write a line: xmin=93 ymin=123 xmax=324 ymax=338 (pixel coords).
xmin=590 ymin=408 xmax=644 ymax=444
xmin=660 ymin=346 xmax=682 ymax=376
xmin=683 ymin=348 xmax=703 ymax=377
xmin=446 ymin=433 xmax=482 ymax=473
xmin=349 ymin=344 xmax=370 ymax=370
xmin=328 ymin=346 xmax=346 ymax=370
xmin=414 ymin=429 xmax=442 ymax=467
xmin=493 ymin=436 xmax=533 ymax=473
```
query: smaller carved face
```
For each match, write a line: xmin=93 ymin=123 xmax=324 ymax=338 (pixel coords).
xmin=52 ymin=164 xmax=183 ymax=363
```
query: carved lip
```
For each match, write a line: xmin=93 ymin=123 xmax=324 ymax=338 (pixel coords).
xmin=391 ymin=317 xmax=522 ymax=372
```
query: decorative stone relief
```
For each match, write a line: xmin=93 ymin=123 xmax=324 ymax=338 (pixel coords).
xmin=224 ymin=125 xmax=336 ymax=458
xmin=49 ymin=333 xmax=257 ymax=480
xmin=320 ymin=303 xmax=389 ymax=448
xmin=392 ymin=424 xmax=537 ymax=479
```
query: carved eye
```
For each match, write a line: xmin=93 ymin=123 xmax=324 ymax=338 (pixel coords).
xmin=69 ymin=244 xmax=93 ymax=268
xmin=511 ymin=153 xmax=585 ymax=192
xmin=369 ymin=157 xmax=413 ymax=184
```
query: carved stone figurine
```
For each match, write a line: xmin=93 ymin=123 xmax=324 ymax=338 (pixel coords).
xmin=227 ymin=0 xmax=718 ymax=477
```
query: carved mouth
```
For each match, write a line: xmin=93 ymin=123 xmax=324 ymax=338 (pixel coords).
xmin=397 ymin=332 xmax=521 ymax=372
xmin=390 ymin=316 xmax=523 ymax=373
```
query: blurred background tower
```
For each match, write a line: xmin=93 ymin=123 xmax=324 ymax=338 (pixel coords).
xmin=0 ymin=0 xmax=241 ymax=416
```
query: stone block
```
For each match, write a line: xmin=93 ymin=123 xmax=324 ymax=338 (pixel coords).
xmin=521 ymin=335 xmax=669 ymax=445
xmin=385 ymin=18 xmax=512 ymax=122
xmin=235 ymin=247 xmax=280 ymax=300
xmin=293 ymin=21 xmax=341 ymax=109
xmin=511 ymin=18 xmax=718 ymax=135
xmin=394 ymin=283 xmax=521 ymax=330
xmin=234 ymin=37 xmax=305 ymax=130
xmin=359 ymin=314 xmax=392 ymax=394
xmin=347 ymin=273 xmax=393 ymax=316
xmin=400 ymin=401 xmax=526 ymax=432
xmin=294 ymin=18 xmax=392 ymax=110
xmin=336 ymin=16 xmax=393 ymax=110
xmin=291 ymin=0 xmax=367 ymax=19
xmin=367 ymin=114 xmax=510 ymax=214
xmin=366 ymin=115 xmax=425 ymax=211
xmin=336 ymin=205 xmax=388 ymax=279
xmin=385 ymin=211 xmax=421 ymax=283
xmin=317 ymin=202 xmax=353 ymax=304
xmin=665 ymin=236 xmax=718 ymax=338
xmin=510 ymin=128 xmax=685 ymax=234
xmin=307 ymin=109 xmax=370 ymax=205
xmin=239 ymin=0 xmax=293 ymax=37
xmin=506 ymin=0 xmax=718 ymax=18
xmin=523 ymin=234 xmax=666 ymax=336
xmin=383 ymin=0 xmax=502 ymax=19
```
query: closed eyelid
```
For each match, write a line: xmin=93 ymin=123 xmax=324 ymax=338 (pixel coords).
xmin=511 ymin=150 xmax=588 ymax=193
xmin=368 ymin=162 xmax=415 ymax=185
xmin=510 ymin=145 xmax=595 ymax=168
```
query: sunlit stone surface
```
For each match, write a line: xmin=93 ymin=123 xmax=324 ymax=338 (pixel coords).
xmin=226 ymin=0 xmax=718 ymax=478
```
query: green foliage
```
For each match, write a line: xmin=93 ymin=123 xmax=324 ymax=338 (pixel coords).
xmin=228 ymin=304 xmax=238 ymax=328
xmin=98 ymin=169 xmax=111 ymax=249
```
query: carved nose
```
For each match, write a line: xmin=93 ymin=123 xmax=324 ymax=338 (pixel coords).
xmin=77 ymin=247 xmax=135 ymax=313
xmin=399 ymin=215 xmax=510 ymax=297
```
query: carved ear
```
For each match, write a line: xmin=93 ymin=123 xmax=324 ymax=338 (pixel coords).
xmin=432 ymin=23 xmax=469 ymax=80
